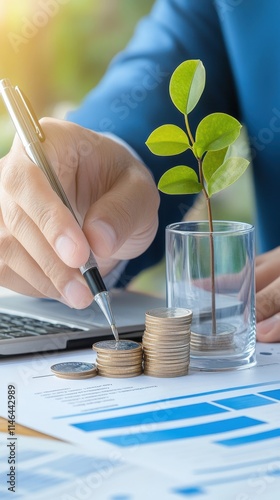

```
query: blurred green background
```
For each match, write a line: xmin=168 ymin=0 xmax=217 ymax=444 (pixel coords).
xmin=0 ymin=0 xmax=154 ymax=155
xmin=0 ymin=0 xmax=255 ymax=297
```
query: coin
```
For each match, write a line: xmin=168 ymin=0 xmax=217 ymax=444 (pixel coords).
xmin=92 ymin=339 xmax=143 ymax=378
xmin=142 ymin=307 xmax=192 ymax=378
xmin=51 ymin=361 xmax=97 ymax=379
xmin=145 ymin=307 xmax=192 ymax=320
xmin=191 ymin=323 xmax=236 ymax=352
xmin=144 ymin=366 xmax=189 ymax=378
xmin=97 ymin=368 xmax=143 ymax=379
xmin=93 ymin=340 xmax=142 ymax=353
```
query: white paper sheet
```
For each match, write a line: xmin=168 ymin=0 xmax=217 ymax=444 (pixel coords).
xmin=1 ymin=343 xmax=280 ymax=498
xmin=0 ymin=432 xmax=183 ymax=500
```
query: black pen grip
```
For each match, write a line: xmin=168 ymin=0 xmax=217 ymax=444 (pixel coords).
xmin=83 ymin=267 xmax=107 ymax=296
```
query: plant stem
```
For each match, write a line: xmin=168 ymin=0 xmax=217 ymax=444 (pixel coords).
xmin=185 ymin=114 xmax=217 ymax=335
xmin=184 ymin=115 xmax=195 ymax=144
xmin=197 ymin=158 xmax=217 ymax=335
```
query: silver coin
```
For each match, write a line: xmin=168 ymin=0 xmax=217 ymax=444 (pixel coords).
xmin=146 ymin=307 xmax=192 ymax=320
xmin=93 ymin=340 xmax=141 ymax=352
xmin=51 ymin=361 xmax=96 ymax=375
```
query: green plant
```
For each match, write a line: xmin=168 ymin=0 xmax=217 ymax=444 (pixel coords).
xmin=145 ymin=59 xmax=249 ymax=334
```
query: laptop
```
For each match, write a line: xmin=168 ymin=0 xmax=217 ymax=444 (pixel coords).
xmin=0 ymin=289 xmax=165 ymax=357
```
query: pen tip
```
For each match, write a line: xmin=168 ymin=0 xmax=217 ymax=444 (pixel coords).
xmin=111 ymin=324 xmax=119 ymax=342
xmin=94 ymin=291 xmax=119 ymax=340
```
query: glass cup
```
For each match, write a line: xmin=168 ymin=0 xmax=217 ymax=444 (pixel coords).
xmin=166 ymin=221 xmax=256 ymax=371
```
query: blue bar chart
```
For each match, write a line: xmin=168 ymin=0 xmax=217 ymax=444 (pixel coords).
xmin=70 ymin=381 xmax=280 ymax=451
xmin=68 ymin=379 xmax=280 ymax=498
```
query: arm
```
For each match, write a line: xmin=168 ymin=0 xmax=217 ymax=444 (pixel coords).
xmin=68 ymin=0 xmax=239 ymax=285
xmin=0 ymin=0 xmax=238 ymax=306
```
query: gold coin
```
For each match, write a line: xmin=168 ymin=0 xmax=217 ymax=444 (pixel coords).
xmin=97 ymin=369 xmax=142 ymax=378
xmin=144 ymin=367 xmax=189 ymax=378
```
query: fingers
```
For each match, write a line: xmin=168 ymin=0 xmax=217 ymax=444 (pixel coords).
xmin=1 ymin=127 xmax=91 ymax=269
xmin=83 ymin=151 xmax=160 ymax=265
xmin=255 ymin=248 xmax=280 ymax=324
xmin=255 ymin=247 xmax=280 ymax=291
xmin=0 ymin=119 xmax=160 ymax=304
xmin=257 ymin=314 xmax=280 ymax=343
xmin=0 ymin=130 xmax=92 ymax=307
xmin=0 ymin=222 xmax=59 ymax=300
xmin=255 ymin=247 xmax=280 ymax=342
xmin=0 ymin=260 xmax=49 ymax=298
xmin=256 ymin=277 xmax=280 ymax=321
xmin=0 ymin=207 xmax=93 ymax=308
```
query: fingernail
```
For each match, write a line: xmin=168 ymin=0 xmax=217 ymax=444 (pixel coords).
xmin=93 ymin=220 xmax=117 ymax=253
xmin=257 ymin=314 xmax=280 ymax=335
xmin=55 ymin=235 xmax=77 ymax=263
xmin=63 ymin=279 xmax=93 ymax=309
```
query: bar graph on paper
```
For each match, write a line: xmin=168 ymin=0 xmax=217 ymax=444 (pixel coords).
xmin=67 ymin=381 xmax=280 ymax=498
xmin=70 ymin=385 xmax=280 ymax=446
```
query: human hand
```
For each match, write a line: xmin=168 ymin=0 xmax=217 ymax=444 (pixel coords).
xmin=255 ymin=247 xmax=280 ymax=342
xmin=0 ymin=118 xmax=159 ymax=308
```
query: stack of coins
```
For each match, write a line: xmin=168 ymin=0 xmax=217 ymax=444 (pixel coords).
xmin=92 ymin=340 xmax=143 ymax=378
xmin=191 ymin=323 xmax=235 ymax=352
xmin=143 ymin=307 xmax=192 ymax=377
xmin=50 ymin=361 xmax=97 ymax=379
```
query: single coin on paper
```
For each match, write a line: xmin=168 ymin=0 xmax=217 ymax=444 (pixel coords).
xmin=50 ymin=361 xmax=97 ymax=379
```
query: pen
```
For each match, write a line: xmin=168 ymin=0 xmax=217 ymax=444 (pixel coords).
xmin=0 ymin=78 xmax=119 ymax=341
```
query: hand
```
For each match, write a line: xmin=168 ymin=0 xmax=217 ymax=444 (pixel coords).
xmin=0 ymin=118 xmax=159 ymax=308
xmin=255 ymin=247 xmax=280 ymax=342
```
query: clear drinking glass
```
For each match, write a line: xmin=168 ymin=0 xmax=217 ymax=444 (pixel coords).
xmin=166 ymin=221 xmax=256 ymax=371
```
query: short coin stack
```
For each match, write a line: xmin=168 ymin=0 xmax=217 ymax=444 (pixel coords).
xmin=92 ymin=340 xmax=143 ymax=378
xmin=143 ymin=307 xmax=192 ymax=377
xmin=191 ymin=323 xmax=235 ymax=352
xmin=50 ymin=361 xmax=97 ymax=379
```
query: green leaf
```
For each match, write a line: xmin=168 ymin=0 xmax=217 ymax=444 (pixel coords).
xmin=202 ymin=148 xmax=228 ymax=183
xmin=169 ymin=60 xmax=205 ymax=115
xmin=158 ymin=166 xmax=202 ymax=195
xmin=145 ymin=124 xmax=190 ymax=156
xmin=194 ymin=113 xmax=242 ymax=157
xmin=206 ymin=157 xmax=250 ymax=197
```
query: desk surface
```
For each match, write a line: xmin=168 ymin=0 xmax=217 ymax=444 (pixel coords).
xmin=0 ymin=417 xmax=60 ymax=440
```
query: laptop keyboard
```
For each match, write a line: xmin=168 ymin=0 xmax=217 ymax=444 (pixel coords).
xmin=0 ymin=312 xmax=83 ymax=339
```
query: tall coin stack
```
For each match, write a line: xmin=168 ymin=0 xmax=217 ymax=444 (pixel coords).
xmin=92 ymin=340 xmax=143 ymax=378
xmin=143 ymin=307 xmax=192 ymax=377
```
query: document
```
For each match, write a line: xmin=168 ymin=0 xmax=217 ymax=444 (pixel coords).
xmin=1 ymin=342 xmax=280 ymax=498
xmin=0 ymin=432 xmax=181 ymax=500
